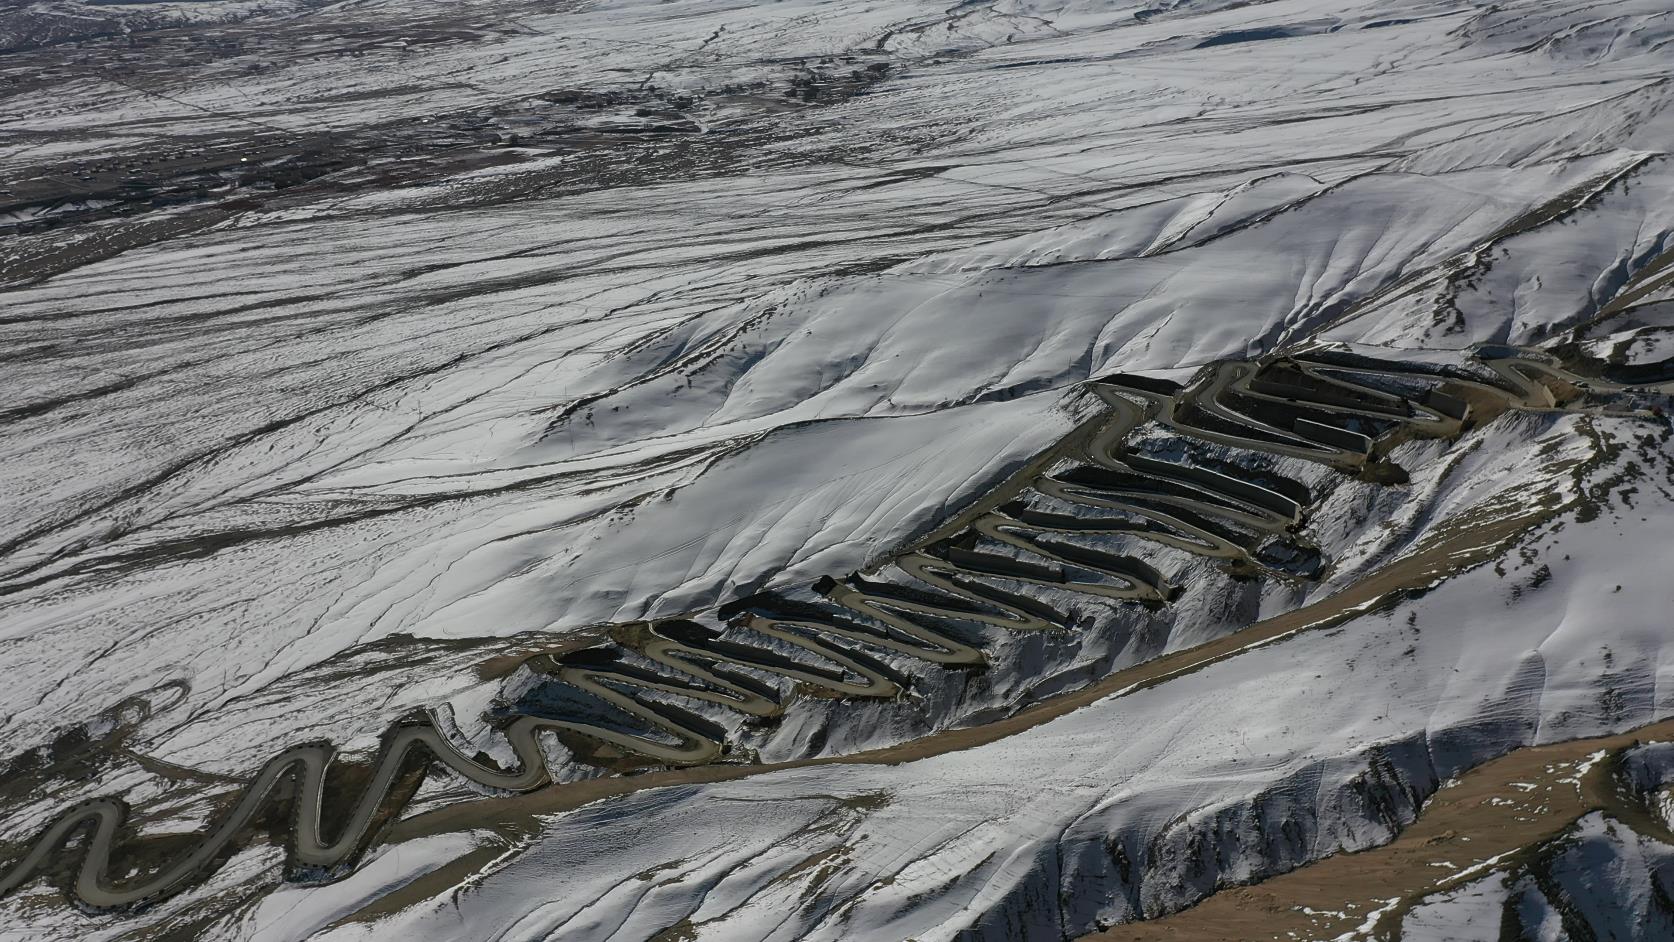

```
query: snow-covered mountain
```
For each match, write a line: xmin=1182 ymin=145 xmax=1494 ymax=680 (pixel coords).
xmin=3 ymin=0 xmax=1674 ymax=939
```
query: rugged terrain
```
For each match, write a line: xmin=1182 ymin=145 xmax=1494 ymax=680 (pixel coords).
xmin=3 ymin=0 xmax=1674 ymax=939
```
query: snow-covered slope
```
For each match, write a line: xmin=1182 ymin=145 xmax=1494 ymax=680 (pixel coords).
xmin=3 ymin=0 xmax=1674 ymax=939
xmin=152 ymin=400 xmax=1662 ymax=942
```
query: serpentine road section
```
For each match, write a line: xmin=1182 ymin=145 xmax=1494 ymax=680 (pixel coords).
xmin=1 ymin=346 xmax=1653 ymax=913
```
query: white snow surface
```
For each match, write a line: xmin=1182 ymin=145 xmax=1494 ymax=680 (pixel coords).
xmin=245 ymin=413 xmax=1673 ymax=942
xmin=4 ymin=0 xmax=1674 ymax=938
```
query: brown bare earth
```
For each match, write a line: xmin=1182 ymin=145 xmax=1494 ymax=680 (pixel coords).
xmin=1090 ymin=718 xmax=1674 ymax=941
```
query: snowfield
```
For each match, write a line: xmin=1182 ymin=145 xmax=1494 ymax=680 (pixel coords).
xmin=3 ymin=0 xmax=1674 ymax=938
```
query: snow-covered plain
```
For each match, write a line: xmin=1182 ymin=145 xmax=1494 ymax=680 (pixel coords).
xmin=4 ymin=0 xmax=1674 ymax=938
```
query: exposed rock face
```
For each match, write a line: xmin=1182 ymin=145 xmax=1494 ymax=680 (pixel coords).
xmin=1394 ymin=743 xmax=1674 ymax=940
xmin=1401 ymin=812 xmax=1674 ymax=941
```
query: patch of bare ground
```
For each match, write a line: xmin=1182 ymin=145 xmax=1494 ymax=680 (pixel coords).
xmin=1088 ymin=717 xmax=1674 ymax=941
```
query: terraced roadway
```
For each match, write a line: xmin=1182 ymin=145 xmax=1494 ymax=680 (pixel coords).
xmin=0 ymin=346 xmax=1645 ymax=912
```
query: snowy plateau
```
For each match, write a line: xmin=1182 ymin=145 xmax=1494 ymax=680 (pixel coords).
xmin=4 ymin=0 xmax=1674 ymax=939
